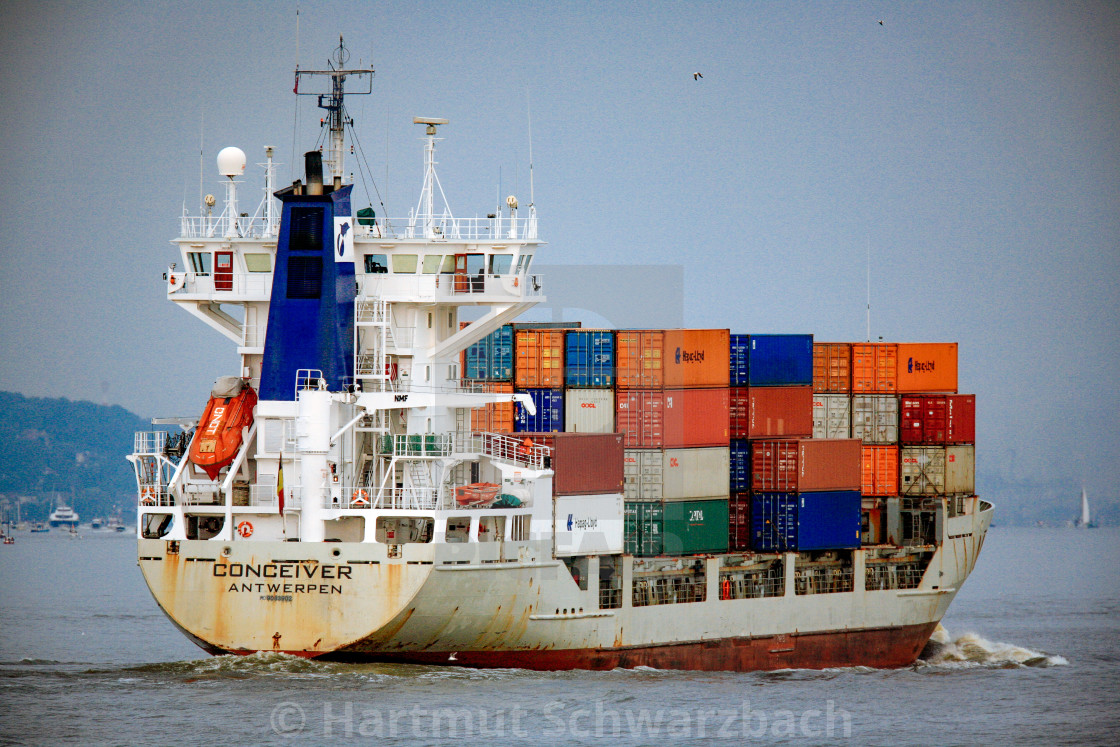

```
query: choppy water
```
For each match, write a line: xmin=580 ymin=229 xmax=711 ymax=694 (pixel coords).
xmin=1 ymin=527 xmax=1117 ymax=745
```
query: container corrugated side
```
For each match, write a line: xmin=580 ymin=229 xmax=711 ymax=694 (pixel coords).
xmin=897 ymin=342 xmax=958 ymax=393
xmin=564 ymin=389 xmax=615 ymax=433
xmin=812 ymin=393 xmax=851 ymax=439
xmin=852 ymin=395 xmax=899 ymax=444
xmin=514 ymin=388 xmax=564 ymax=432
xmin=662 ymin=498 xmax=730 ymax=555
xmin=852 ymin=343 xmax=897 ymax=393
xmin=470 ymin=382 xmax=515 ymax=432
xmin=730 ymin=493 xmax=751 ymax=551
xmin=616 ymin=330 xmax=663 ymax=390
xmin=946 ymin=394 xmax=976 ymax=444
xmin=861 ymin=444 xmax=899 ymax=496
xmin=747 ymin=334 xmax=814 ymax=386
xmin=730 ymin=334 xmax=750 ymax=387
xmin=514 ymin=330 xmax=565 ymax=388
xmin=663 ymin=329 xmax=730 ymax=389
xmin=730 ymin=439 xmax=751 ymax=492
xmin=517 ymin=432 xmax=625 ymax=495
xmin=729 ymin=387 xmax=750 ymax=439
xmin=813 ymin=342 xmax=852 ymax=393
xmin=565 ymin=330 xmax=615 ymax=388
xmin=750 ymin=491 xmax=861 ymax=552
xmin=945 ymin=444 xmax=975 ymax=495
xmin=464 ymin=324 xmax=514 ymax=381
xmin=616 ymin=388 xmax=729 ymax=449
xmin=751 ymin=438 xmax=862 ymax=492
xmin=748 ymin=386 xmax=813 ymax=439
xmin=624 ymin=447 xmax=729 ymax=501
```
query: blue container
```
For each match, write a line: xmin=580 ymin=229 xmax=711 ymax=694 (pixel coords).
xmin=730 ymin=334 xmax=750 ymax=386
xmin=464 ymin=325 xmax=514 ymax=381
xmin=747 ymin=334 xmax=813 ymax=386
xmin=730 ymin=439 xmax=751 ymax=492
xmin=514 ymin=388 xmax=565 ymax=432
xmin=750 ymin=490 xmax=861 ymax=552
xmin=565 ymin=331 xmax=615 ymax=388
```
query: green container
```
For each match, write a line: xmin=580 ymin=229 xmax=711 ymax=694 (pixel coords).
xmin=624 ymin=501 xmax=664 ymax=556
xmin=624 ymin=503 xmax=639 ymax=555
xmin=662 ymin=499 xmax=729 ymax=555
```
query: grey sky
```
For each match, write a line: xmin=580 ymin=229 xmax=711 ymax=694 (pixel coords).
xmin=1 ymin=1 xmax=1117 ymax=497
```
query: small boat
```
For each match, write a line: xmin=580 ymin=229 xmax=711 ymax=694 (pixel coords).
xmin=187 ymin=376 xmax=258 ymax=481
xmin=29 ymin=523 xmax=49 ymax=533
xmin=2 ymin=535 xmax=13 ymax=545
xmin=91 ymin=517 xmax=104 ymax=529
xmin=48 ymin=505 xmax=80 ymax=528
xmin=1074 ymin=488 xmax=1097 ymax=528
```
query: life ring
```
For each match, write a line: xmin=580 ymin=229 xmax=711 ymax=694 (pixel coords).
xmin=169 ymin=275 xmax=176 ymax=284
xmin=351 ymin=489 xmax=370 ymax=507
xmin=140 ymin=486 xmax=156 ymax=505
xmin=236 ymin=520 xmax=253 ymax=538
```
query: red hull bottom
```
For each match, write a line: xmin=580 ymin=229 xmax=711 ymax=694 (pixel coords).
xmin=319 ymin=622 xmax=940 ymax=672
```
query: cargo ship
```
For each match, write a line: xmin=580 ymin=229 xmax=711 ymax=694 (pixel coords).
xmin=129 ymin=41 xmax=992 ymax=671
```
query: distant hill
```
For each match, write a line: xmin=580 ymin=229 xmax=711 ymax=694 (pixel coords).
xmin=0 ymin=392 xmax=159 ymax=522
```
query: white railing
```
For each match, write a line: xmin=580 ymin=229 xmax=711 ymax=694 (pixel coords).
xmin=178 ymin=215 xmax=280 ymax=240
xmin=250 ymin=484 xmax=302 ymax=510
xmin=242 ymin=321 xmax=266 ymax=348
xmin=353 ymin=215 xmax=537 ymax=242
xmin=357 ymin=273 xmax=544 ymax=301
xmin=174 ymin=272 xmax=273 ymax=297
xmin=134 ymin=431 xmax=168 ymax=455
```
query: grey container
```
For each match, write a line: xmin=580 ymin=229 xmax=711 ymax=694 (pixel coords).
xmin=564 ymin=388 xmax=615 ymax=433
xmin=812 ymin=394 xmax=851 ymax=439
xmin=623 ymin=447 xmax=730 ymax=502
xmin=852 ymin=395 xmax=899 ymax=444
xmin=901 ymin=445 xmax=975 ymax=496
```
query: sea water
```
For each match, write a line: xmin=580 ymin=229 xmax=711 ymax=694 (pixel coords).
xmin=1 ymin=526 xmax=1116 ymax=745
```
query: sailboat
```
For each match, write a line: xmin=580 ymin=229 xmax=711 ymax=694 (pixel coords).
xmin=1074 ymin=488 xmax=1096 ymax=528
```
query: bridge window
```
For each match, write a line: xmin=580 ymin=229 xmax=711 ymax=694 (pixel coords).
xmin=244 ymin=253 xmax=271 ymax=272
xmin=364 ymin=254 xmax=388 ymax=273
xmin=489 ymin=254 xmax=512 ymax=275
xmin=422 ymin=255 xmax=443 ymax=274
xmin=392 ymin=254 xmax=418 ymax=273
xmin=188 ymin=252 xmax=212 ymax=275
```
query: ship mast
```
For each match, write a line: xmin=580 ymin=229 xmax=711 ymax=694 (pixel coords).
xmin=293 ymin=35 xmax=374 ymax=186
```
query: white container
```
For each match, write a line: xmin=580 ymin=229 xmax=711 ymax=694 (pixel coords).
xmin=901 ymin=445 xmax=975 ymax=496
xmin=565 ymin=388 xmax=615 ymax=433
xmin=553 ymin=493 xmax=623 ymax=557
xmin=812 ymin=394 xmax=851 ymax=439
xmin=852 ymin=395 xmax=899 ymax=444
xmin=624 ymin=447 xmax=730 ymax=502
xmin=945 ymin=444 xmax=975 ymax=495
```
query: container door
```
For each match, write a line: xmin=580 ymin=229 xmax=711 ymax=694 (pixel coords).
xmin=215 ymin=251 xmax=233 ymax=291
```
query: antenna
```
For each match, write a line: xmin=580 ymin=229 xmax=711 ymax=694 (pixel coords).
xmin=198 ymin=112 xmax=204 ymax=216
xmin=866 ymin=236 xmax=871 ymax=342
xmin=527 ymin=89 xmax=535 ymax=207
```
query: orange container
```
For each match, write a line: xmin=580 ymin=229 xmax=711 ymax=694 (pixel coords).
xmin=813 ymin=342 xmax=852 ymax=393
xmin=662 ymin=329 xmax=730 ymax=389
xmin=896 ymin=342 xmax=958 ymax=393
xmin=852 ymin=343 xmax=897 ymax=393
xmin=861 ymin=444 xmax=899 ymax=496
xmin=514 ymin=330 xmax=565 ymax=388
xmin=471 ymin=382 xmax=515 ymax=432
xmin=616 ymin=388 xmax=729 ymax=448
xmin=615 ymin=330 xmax=664 ymax=389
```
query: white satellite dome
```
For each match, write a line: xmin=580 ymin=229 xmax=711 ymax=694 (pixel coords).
xmin=216 ymin=146 xmax=247 ymax=177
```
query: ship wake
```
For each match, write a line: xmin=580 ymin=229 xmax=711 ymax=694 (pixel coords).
xmin=916 ymin=625 xmax=1067 ymax=670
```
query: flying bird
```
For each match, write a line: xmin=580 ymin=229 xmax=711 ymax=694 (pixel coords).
xmin=878 ymin=20 xmax=883 ymax=25
xmin=693 ymin=72 xmax=703 ymax=80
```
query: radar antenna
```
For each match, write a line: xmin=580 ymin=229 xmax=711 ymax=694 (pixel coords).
xmin=293 ymin=35 xmax=374 ymax=185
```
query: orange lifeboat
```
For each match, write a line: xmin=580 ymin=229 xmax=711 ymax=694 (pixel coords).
xmin=189 ymin=377 xmax=258 ymax=481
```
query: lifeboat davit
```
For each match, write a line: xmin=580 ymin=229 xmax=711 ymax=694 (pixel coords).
xmin=189 ymin=377 xmax=258 ymax=481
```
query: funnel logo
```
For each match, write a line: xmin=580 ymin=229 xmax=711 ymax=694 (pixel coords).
xmin=334 ymin=217 xmax=354 ymax=262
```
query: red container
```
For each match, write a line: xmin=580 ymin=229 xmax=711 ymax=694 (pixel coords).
xmin=730 ymin=493 xmax=752 ymax=551
xmin=946 ymin=394 xmax=976 ymax=444
xmin=516 ymin=432 xmax=624 ymax=495
xmin=747 ymin=386 xmax=813 ymax=439
xmin=901 ymin=394 xmax=975 ymax=445
xmin=616 ymin=388 xmax=729 ymax=449
xmin=813 ymin=342 xmax=852 ymax=393
xmin=730 ymin=387 xmax=750 ymax=439
xmin=751 ymin=438 xmax=862 ymax=492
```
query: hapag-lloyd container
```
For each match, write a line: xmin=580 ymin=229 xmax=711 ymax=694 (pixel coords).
xmin=616 ymin=329 xmax=730 ymax=390
xmin=747 ymin=386 xmax=813 ymax=439
xmin=615 ymin=388 xmax=729 ymax=449
xmin=852 ymin=343 xmax=897 ymax=393
xmin=897 ymin=342 xmax=958 ymax=393
xmin=514 ymin=388 xmax=564 ymax=432
xmin=812 ymin=393 xmax=851 ymax=439
xmin=750 ymin=491 xmax=862 ymax=552
xmin=623 ymin=447 xmax=730 ymax=501
xmin=565 ymin=330 xmax=614 ymax=388
xmin=514 ymin=330 xmax=565 ymax=388
xmin=470 ymin=382 xmax=515 ymax=432
xmin=565 ymin=388 xmax=615 ymax=433
xmin=515 ymin=432 xmax=624 ymax=496
xmin=861 ymin=444 xmax=899 ymax=496
xmin=852 ymin=395 xmax=899 ymax=444
xmin=901 ymin=394 xmax=975 ymax=444
xmin=746 ymin=334 xmax=814 ymax=386
xmin=813 ymin=342 xmax=852 ymax=393
xmin=750 ymin=438 xmax=862 ymax=492
xmin=900 ymin=444 xmax=975 ymax=496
